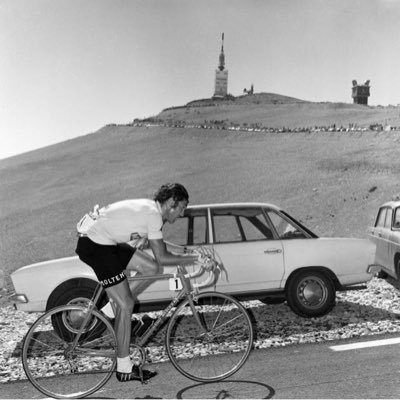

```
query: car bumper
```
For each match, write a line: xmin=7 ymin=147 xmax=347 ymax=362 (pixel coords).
xmin=8 ymin=292 xmax=45 ymax=312
xmin=367 ymin=264 xmax=384 ymax=275
xmin=8 ymin=291 xmax=27 ymax=304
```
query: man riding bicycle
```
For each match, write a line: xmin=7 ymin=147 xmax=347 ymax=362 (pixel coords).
xmin=75 ymin=183 xmax=199 ymax=382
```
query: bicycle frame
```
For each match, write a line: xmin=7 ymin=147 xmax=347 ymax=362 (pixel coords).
xmin=68 ymin=264 xmax=209 ymax=352
xmin=135 ymin=265 xmax=209 ymax=347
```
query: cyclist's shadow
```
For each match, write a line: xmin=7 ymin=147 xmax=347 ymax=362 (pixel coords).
xmin=88 ymin=380 xmax=275 ymax=399
xmin=176 ymin=380 xmax=275 ymax=399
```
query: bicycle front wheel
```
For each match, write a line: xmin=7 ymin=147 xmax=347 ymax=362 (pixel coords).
xmin=22 ymin=305 xmax=117 ymax=399
xmin=166 ymin=292 xmax=253 ymax=382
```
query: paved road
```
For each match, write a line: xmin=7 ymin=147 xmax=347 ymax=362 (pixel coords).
xmin=2 ymin=333 xmax=400 ymax=399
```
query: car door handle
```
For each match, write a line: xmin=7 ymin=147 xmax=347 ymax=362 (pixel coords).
xmin=264 ymin=248 xmax=282 ymax=254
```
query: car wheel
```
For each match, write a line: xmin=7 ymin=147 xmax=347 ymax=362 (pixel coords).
xmin=47 ymin=278 xmax=109 ymax=341
xmin=286 ymin=270 xmax=336 ymax=318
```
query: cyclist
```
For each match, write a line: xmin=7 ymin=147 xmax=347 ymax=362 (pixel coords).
xmin=75 ymin=183 xmax=199 ymax=383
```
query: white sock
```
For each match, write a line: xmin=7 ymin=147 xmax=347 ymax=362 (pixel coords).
xmin=117 ymin=356 xmax=133 ymax=373
xmin=100 ymin=300 xmax=115 ymax=318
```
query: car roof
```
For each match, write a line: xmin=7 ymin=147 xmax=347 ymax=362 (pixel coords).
xmin=380 ymin=200 xmax=400 ymax=208
xmin=187 ymin=202 xmax=281 ymax=211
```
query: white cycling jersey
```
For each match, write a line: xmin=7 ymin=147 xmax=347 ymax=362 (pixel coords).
xmin=80 ymin=199 xmax=163 ymax=245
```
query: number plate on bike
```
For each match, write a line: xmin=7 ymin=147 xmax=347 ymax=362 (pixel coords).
xmin=169 ymin=277 xmax=183 ymax=291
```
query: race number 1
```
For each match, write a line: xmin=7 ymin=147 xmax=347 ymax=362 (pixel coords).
xmin=169 ymin=277 xmax=183 ymax=291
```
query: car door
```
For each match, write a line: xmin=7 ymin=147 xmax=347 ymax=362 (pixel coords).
xmin=369 ymin=207 xmax=390 ymax=268
xmin=209 ymin=206 xmax=284 ymax=295
xmin=382 ymin=207 xmax=393 ymax=269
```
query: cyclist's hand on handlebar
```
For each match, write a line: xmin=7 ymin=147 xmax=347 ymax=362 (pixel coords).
xmin=196 ymin=254 xmax=215 ymax=272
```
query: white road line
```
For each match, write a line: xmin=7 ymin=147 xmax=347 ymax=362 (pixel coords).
xmin=330 ymin=337 xmax=400 ymax=351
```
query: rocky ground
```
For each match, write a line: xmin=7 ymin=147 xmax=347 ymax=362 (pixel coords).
xmin=1 ymin=277 xmax=399 ymax=384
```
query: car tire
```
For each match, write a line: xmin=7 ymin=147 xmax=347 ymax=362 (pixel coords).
xmin=286 ymin=270 xmax=336 ymax=318
xmin=47 ymin=278 xmax=109 ymax=341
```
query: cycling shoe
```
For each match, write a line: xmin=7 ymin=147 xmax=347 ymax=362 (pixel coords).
xmin=116 ymin=365 xmax=157 ymax=383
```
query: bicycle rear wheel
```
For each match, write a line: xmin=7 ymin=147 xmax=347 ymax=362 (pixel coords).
xmin=22 ymin=305 xmax=117 ymax=399
xmin=165 ymin=292 xmax=253 ymax=382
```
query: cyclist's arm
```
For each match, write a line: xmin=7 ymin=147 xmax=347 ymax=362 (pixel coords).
xmin=148 ymin=239 xmax=197 ymax=266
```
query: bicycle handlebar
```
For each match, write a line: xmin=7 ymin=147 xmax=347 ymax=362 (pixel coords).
xmin=163 ymin=242 xmax=225 ymax=290
xmin=181 ymin=246 xmax=220 ymax=290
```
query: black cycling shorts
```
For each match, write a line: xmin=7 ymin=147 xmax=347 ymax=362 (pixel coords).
xmin=75 ymin=236 xmax=136 ymax=288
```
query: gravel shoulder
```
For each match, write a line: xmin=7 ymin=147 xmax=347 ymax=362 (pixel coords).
xmin=1 ymin=277 xmax=399 ymax=384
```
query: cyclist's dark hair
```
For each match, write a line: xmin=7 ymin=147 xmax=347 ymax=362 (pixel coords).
xmin=154 ymin=183 xmax=189 ymax=206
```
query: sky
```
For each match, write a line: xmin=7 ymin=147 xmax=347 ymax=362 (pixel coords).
xmin=1 ymin=0 xmax=400 ymax=159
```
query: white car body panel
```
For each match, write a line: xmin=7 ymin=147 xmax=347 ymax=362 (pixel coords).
xmin=211 ymin=241 xmax=284 ymax=293
xmin=11 ymin=256 xmax=96 ymax=312
xmin=281 ymin=238 xmax=375 ymax=286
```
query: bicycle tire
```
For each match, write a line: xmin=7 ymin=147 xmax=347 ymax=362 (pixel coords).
xmin=22 ymin=305 xmax=117 ymax=399
xmin=165 ymin=292 xmax=253 ymax=382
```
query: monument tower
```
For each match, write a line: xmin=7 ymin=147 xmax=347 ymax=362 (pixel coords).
xmin=213 ymin=33 xmax=228 ymax=98
xmin=352 ymin=80 xmax=370 ymax=105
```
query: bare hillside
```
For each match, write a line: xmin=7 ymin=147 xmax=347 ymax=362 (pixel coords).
xmin=1 ymin=97 xmax=400 ymax=289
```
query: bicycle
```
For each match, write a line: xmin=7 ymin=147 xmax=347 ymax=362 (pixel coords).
xmin=22 ymin=245 xmax=254 ymax=399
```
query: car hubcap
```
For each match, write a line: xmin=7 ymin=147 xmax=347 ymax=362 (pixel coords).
xmin=62 ymin=297 xmax=97 ymax=333
xmin=297 ymin=277 xmax=327 ymax=308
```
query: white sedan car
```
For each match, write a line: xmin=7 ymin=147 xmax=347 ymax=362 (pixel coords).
xmin=10 ymin=202 xmax=376 ymax=318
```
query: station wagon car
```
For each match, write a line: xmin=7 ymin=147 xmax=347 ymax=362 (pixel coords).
xmin=10 ymin=202 xmax=376 ymax=318
xmin=367 ymin=200 xmax=400 ymax=283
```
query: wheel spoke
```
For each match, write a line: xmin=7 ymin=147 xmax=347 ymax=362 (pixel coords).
xmin=166 ymin=292 xmax=253 ymax=382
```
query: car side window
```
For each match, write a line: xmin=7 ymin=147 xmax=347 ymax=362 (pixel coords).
xmin=267 ymin=210 xmax=306 ymax=239
xmin=212 ymin=207 xmax=273 ymax=243
xmin=384 ymin=208 xmax=393 ymax=230
xmin=375 ymin=208 xmax=387 ymax=228
xmin=393 ymin=208 xmax=400 ymax=230
xmin=163 ymin=211 xmax=208 ymax=246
